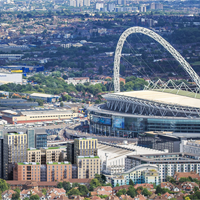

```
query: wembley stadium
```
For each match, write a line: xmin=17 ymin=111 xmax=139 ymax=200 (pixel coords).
xmin=87 ymin=26 xmax=200 ymax=138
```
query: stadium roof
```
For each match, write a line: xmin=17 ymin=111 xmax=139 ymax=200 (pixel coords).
xmin=115 ymin=90 xmax=200 ymax=108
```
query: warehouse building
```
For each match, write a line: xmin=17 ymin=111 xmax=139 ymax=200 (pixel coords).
xmin=0 ymin=73 xmax=22 ymax=85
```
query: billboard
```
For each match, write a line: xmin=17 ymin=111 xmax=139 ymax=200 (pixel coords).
xmin=113 ymin=117 xmax=124 ymax=129
xmin=92 ymin=116 xmax=111 ymax=125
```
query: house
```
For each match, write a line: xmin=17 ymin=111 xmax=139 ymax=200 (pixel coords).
xmin=134 ymin=194 xmax=147 ymax=200
xmin=91 ymin=196 xmax=102 ymax=200
xmin=161 ymin=182 xmax=175 ymax=191
xmin=134 ymin=183 xmax=154 ymax=191
xmin=94 ymin=186 xmax=112 ymax=196
xmin=174 ymin=171 xmax=200 ymax=181
xmin=2 ymin=190 xmax=16 ymax=200
xmin=180 ymin=182 xmax=199 ymax=192
xmin=105 ymin=195 xmax=120 ymax=200
xmin=20 ymin=189 xmax=45 ymax=200
xmin=112 ymin=185 xmax=130 ymax=194
xmin=120 ymin=194 xmax=133 ymax=200
xmin=46 ymin=188 xmax=67 ymax=199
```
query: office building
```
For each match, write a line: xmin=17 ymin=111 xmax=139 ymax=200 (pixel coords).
xmin=117 ymin=0 xmax=122 ymax=5
xmin=125 ymin=153 xmax=200 ymax=182
xmin=111 ymin=164 xmax=159 ymax=187
xmin=41 ymin=147 xmax=65 ymax=164
xmin=13 ymin=162 xmax=40 ymax=181
xmin=74 ymin=138 xmax=98 ymax=164
xmin=83 ymin=0 xmax=90 ymax=6
xmin=27 ymin=148 xmax=41 ymax=163
xmin=26 ymin=129 xmax=35 ymax=149
xmin=107 ymin=3 xmax=115 ymax=12
xmin=138 ymin=131 xmax=181 ymax=153
xmin=35 ymin=132 xmax=47 ymax=149
xmin=140 ymin=5 xmax=146 ymax=12
xmin=77 ymin=156 xmax=100 ymax=179
xmin=46 ymin=161 xmax=72 ymax=182
xmin=95 ymin=2 xmax=104 ymax=10
xmin=67 ymin=143 xmax=74 ymax=164
xmin=3 ymin=132 xmax=27 ymax=180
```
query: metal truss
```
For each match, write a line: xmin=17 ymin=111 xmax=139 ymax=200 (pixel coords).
xmin=104 ymin=93 xmax=200 ymax=117
xmin=114 ymin=26 xmax=200 ymax=92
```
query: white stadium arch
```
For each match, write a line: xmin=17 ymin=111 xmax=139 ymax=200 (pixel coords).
xmin=114 ymin=26 xmax=200 ymax=92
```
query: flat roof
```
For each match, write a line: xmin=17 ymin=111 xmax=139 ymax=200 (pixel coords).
xmin=114 ymin=90 xmax=200 ymax=108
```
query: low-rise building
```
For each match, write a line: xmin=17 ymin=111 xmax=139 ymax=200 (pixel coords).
xmin=29 ymin=93 xmax=60 ymax=103
xmin=111 ymin=164 xmax=159 ymax=187
xmin=65 ymin=77 xmax=90 ymax=86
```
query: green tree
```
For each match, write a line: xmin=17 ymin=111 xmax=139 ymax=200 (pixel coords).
xmin=68 ymin=188 xmax=80 ymax=196
xmin=78 ymin=185 xmax=89 ymax=196
xmin=142 ymin=188 xmax=151 ymax=196
xmin=129 ymin=179 xmax=134 ymax=186
xmin=0 ymin=179 xmax=9 ymax=192
xmin=89 ymin=178 xmax=101 ymax=191
xmin=60 ymin=102 xmax=64 ymax=107
xmin=11 ymin=192 xmax=20 ymax=200
xmin=57 ymin=182 xmax=63 ymax=188
xmin=127 ymin=185 xmax=136 ymax=198
xmin=63 ymin=181 xmax=71 ymax=193
xmin=30 ymin=194 xmax=40 ymax=200
xmin=72 ymin=182 xmax=80 ymax=188
xmin=42 ymin=188 xmax=47 ymax=195
xmin=155 ymin=185 xmax=162 ymax=194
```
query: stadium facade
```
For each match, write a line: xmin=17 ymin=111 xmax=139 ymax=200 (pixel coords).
xmin=88 ymin=90 xmax=200 ymax=138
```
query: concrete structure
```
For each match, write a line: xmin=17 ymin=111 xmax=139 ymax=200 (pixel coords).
xmin=125 ymin=153 xmax=200 ymax=182
xmin=13 ymin=162 xmax=40 ymax=181
xmin=3 ymin=132 xmax=27 ymax=180
xmin=95 ymin=2 xmax=104 ymax=10
xmin=27 ymin=148 xmax=41 ymax=163
xmin=46 ymin=161 xmax=72 ymax=182
xmin=74 ymin=138 xmax=98 ymax=164
xmin=65 ymin=77 xmax=90 ymax=86
xmin=30 ymin=93 xmax=60 ymax=103
xmin=77 ymin=156 xmax=100 ymax=179
xmin=0 ymin=54 xmax=24 ymax=60
xmin=0 ymin=73 xmax=22 ymax=85
xmin=111 ymin=164 xmax=159 ymax=187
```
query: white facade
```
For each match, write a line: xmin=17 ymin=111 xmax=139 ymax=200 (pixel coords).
xmin=83 ymin=0 xmax=90 ymax=6
xmin=65 ymin=77 xmax=90 ymax=86
xmin=95 ymin=2 xmax=104 ymax=10
xmin=180 ymin=140 xmax=200 ymax=155
xmin=0 ymin=73 xmax=22 ymax=85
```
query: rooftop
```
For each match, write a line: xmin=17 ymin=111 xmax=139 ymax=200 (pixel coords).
xmin=77 ymin=156 xmax=99 ymax=159
xmin=18 ymin=162 xmax=40 ymax=165
xmin=113 ymin=90 xmax=200 ymax=109
xmin=47 ymin=161 xmax=71 ymax=165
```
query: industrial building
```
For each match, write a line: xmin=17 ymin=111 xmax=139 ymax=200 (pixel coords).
xmin=0 ymin=73 xmax=22 ymax=85
xmin=2 ymin=109 xmax=77 ymax=124
xmin=29 ymin=93 xmax=60 ymax=103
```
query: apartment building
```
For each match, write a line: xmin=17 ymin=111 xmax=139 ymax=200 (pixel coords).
xmin=26 ymin=129 xmax=35 ymax=149
xmin=77 ymin=156 xmax=100 ymax=179
xmin=27 ymin=148 xmax=41 ymax=163
xmin=46 ymin=161 xmax=72 ymax=182
xmin=41 ymin=147 xmax=65 ymax=164
xmin=125 ymin=153 xmax=200 ymax=182
xmin=3 ymin=132 xmax=27 ymax=180
xmin=67 ymin=143 xmax=74 ymax=164
xmin=74 ymin=138 xmax=98 ymax=164
xmin=13 ymin=162 xmax=40 ymax=181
